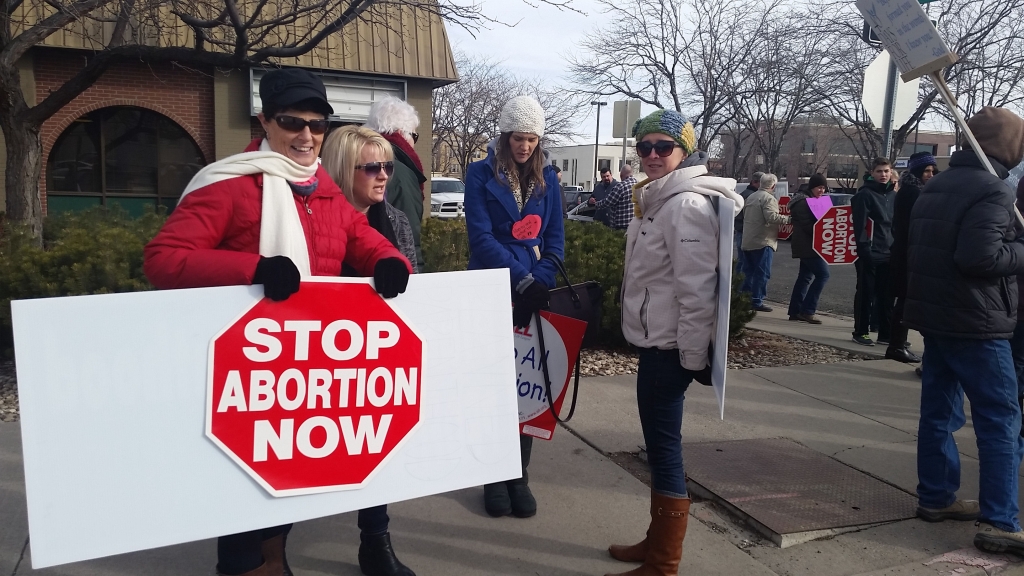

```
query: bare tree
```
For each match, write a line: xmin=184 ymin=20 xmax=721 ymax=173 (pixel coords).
xmin=565 ymin=0 xmax=780 ymax=151
xmin=0 ymin=0 xmax=577 ymax=239
xmin=431 ymin=53 xmax=582 ymax=177
xmin=812 ymin=0 xmax=1024 ymax=166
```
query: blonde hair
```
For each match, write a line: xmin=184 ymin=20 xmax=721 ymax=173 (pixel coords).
xmin=321 ymin=125 xmax=394 ymax=204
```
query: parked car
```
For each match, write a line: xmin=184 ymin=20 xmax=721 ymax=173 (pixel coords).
xmin=430 ymin=177 xmax=466 ymax=219
xmin=561 ymin=185 xmax=589 ymax=214
xmin=566 ymin=201 xmax=597 ymax=223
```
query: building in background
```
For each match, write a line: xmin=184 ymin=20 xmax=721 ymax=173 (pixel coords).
xmin=0 ymin=7 xmax=458 ymax=217
xmin=547 ymin=141 xmax=641 ymax=191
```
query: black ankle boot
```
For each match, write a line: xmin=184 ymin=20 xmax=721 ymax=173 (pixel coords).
xmin=508 ymin=435 xmax=536 ymax=518
xmin=358 ymin=532 xmax=415 ymax=576
xmin=483 ymin=482 xmax=511 ymax=516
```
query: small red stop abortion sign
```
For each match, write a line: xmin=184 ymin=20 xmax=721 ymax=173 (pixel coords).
xmin=207 ymin=280 xmax=423 ymax=497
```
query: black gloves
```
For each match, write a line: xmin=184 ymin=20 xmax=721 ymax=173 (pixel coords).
xmin=253 ymin=256 xmax=300 ymax=301
xmin=689 ymin=365 xmax=713 ymax=386
xmin=374 ymin=258 xmax=410 ymax=299
xmin=513 ymin=282 xmax=550 ymax=329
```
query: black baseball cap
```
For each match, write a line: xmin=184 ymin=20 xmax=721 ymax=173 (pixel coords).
xmin=259 ymin=68 xmax=334 ymax=117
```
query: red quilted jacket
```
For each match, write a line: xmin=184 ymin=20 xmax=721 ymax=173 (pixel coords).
xmin=144 ymin=139 xmax=409 ymax=289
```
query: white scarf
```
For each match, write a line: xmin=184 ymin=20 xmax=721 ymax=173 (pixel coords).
xmin=181 ymin=140 xmax=317 ymax=277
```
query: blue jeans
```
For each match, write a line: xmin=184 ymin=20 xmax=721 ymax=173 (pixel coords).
xmin=1011 ymin=322 xmax=1024 ymax=418
xmin=918 ymin=336 xmax=1024 ymax=532
xmin=740 ymin=247 xmax=774 ymax=307
xmin=788 ymin=256 xmax=830 ymax=316
xmin=637 ymin=348 xmax=694 ymax=496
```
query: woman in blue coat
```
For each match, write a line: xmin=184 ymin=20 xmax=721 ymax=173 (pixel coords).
xmin=464 ymin=95 xmax=565 ymax=519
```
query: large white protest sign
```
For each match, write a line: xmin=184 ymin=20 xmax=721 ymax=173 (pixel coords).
xmin=856 ymin=0 xmax=957 ymax=81
xmin=12 ymin=270 xmax=520 ymax=569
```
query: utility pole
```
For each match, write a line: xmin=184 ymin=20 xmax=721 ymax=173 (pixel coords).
xmin=590 ymin=100 xmax=607 ymax=190
xmin=881 ymin=58 xmax=899 ymax=159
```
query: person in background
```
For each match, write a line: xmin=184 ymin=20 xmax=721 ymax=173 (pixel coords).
xmin=143 ymin=68 xmax=412 ymax=576
xmin=905 ymin=106 xmax=1024 ymax=556
xmin=1014 ymin=177 xmax=1024 ymax=434
xmin=592 ymin=167 xmax=617 ymax=225
xmin=851 ymin=158 xmax=896 ymax=346
xmin=321 ymin=124 xmax=416 ymax=576
xmin=786 ymin=173 xmax=830 ymax=324
xmin=464 ymin=96 xmax=564 ymax=520
xmin=734 ymin=171 xmax=763 ymax=261
xmin=553 ymin=163 xmax=562 ymax=184
xmin=885 ymin=152 xmax=936 ymax=364
xmin=740 ymin=173 xmax=790 ymax=313
xmin=364 ymin=96 xmax=427 ymax=270
xmin=607 ymin=108 xmax=743 ymax=576
xmin=589 ymin=164 xmax=638 ymax=231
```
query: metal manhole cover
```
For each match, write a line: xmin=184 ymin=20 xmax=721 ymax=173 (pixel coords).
xmin=685 ymin=438 xmax=916 ymax=535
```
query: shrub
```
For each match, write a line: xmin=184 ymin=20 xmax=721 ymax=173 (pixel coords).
xmin=0 ymin=206 xmax=167 ymax=355
xmin=420 ymin=217 xmax=470 ymax=273
xmin=730 ymin=265 xmax=756 ymax=339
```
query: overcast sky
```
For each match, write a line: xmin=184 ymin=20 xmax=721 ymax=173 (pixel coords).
xmin=445 ymin=0 xmax=649 ymax=146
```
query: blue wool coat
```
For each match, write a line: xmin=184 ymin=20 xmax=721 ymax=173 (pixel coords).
xmin=465 ymin=149 xmax=565 ymax=290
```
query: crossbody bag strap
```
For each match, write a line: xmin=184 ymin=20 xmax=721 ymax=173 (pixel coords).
xmin=534 ymin=310 xmax=580 ymax=423
xmin=541 ymin=253 xmax=581 ymax=308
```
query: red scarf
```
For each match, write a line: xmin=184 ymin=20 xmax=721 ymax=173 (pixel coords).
xmin=381 ymin=132 xmax=425 ymax=195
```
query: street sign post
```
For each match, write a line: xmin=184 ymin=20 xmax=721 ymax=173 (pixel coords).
xmin=613 ymin=100 xmax=642 ymax=171
xmin=862 ymin=51 xmax=921 ymax=156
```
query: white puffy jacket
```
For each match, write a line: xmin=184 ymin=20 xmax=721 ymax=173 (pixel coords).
xmin=621 ymin=165 xmax=741 ymax=371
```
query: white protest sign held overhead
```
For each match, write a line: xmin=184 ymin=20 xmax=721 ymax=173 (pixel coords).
xmin=861 ymin=50 xmax=921 ymax=128
xmin=856 ymin=0 xmax=957 ymax=80
xmin=13 ymin=271 xmax=521 ymax=569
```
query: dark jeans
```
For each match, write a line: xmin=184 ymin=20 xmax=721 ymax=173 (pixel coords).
xmin=788 ymin=256 xmax=830 ymax=316
xmin=918 ymin=335 xmax=1024 ymax=532
xmin=1011 ymin=321 xmax=1024 ymax=425
xmin=740 ymin=247 xmax=774 ymax=307
xmin=217 ymin=524 xmax=291 ymax=575
xmin=358 ymin=505 xmax=390 ymax=537
xmin=854 ymin=258 xmax=892 ymax=339
xmin=637 ymin=348 xmax=694 ymax=496
xmin=887 ymin=296 xmax=910 ymax=349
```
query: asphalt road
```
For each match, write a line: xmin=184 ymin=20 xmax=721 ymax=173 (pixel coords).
xmin=763 ymin=241 xmax=858 ymax=317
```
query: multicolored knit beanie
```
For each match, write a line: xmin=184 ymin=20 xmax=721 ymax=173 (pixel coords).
xmin=631 ymin=109 xmax=697 ymax=156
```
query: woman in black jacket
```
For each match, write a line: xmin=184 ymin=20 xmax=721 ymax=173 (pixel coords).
xmin=787 ymin=174 xmax=830 ymax=323
xmin=885 ymin=152 xmax=936 ymax=364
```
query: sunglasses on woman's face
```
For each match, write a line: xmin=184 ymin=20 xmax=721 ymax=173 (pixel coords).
xmin=273 ymin=115 xmax=329 ymax=135
xmin=636 ymin=140 xmax=681 ymax=158
xmin=410 ymin=132 xmax=420 ymax=144
xmin=355 ymin=161 xmax=395 ymax=177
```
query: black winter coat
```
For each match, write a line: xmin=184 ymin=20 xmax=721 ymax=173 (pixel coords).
xmin=903 ymin=150 xmax=1024 ymax=339
xmin=788 ymin=194 xmax=820 ymax=259
xmin=851 ymin=180 xmax=895 ymax=263
xmin=888 ymin=174 xmax=924 ymax=298
xmin=734 ymin=185 xmax=758 ymax=235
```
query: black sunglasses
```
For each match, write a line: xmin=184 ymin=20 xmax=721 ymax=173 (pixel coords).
xmin=355 ymin=161 xmax=395 ymax=177
xmin=410 ymin=132 xmax=419 ymax=144
xmin=273 ymin=115 xmax=329 ymax=135
xmin=636 ymin=141 xmax=681 ymax=158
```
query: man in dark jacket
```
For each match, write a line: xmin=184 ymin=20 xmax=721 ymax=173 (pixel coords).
xmin=851 ymin=158 xmax=896 ymax=346
xmin=885 ymin=152 xmax=936 ymax=363
xmin=734 ymin=171 xmax=763 ymax=259
xmin=365 ymin=96 xmax=428 ymax=270
xmin=905 ymin=106 xmax=1024 ymax=556
xmin=592 ymin=167 xmax=616 ymax=225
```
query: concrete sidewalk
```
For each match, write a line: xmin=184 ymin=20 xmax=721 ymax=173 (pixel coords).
xmin=3 ymin=308 xmax=1024 ymax=575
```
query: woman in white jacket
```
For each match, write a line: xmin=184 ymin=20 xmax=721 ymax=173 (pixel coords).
xmin=606 ymin=110 xmax=742 ymax=576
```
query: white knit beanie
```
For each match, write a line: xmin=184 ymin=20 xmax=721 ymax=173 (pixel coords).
xmin=499 ymin=96 xmax=545 ymax=138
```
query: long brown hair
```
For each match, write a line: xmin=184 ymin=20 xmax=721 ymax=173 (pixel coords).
xmin=493 ymin=132 xmax=547 ymax=194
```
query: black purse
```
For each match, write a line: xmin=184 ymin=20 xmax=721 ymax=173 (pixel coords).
xmin=532 ymin=255 xmax=602 ymax=423
xmin=544 ymin=255 xmax=604 ymax=348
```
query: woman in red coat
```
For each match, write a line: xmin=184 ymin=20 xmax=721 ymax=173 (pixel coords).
xmin=144 ymin=69 xmax=411 ymax=576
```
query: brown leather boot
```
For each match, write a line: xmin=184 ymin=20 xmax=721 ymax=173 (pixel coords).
xmin=608 ymin=492 xmax=655 ymax=562
xmin=605 ymin=493 xmax=690 ymax=576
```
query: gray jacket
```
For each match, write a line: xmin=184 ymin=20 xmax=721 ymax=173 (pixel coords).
xmin=385 ymin=201 xmax=419 ymax=273
xmin=741 ymin=189 xmax=790 ymax=251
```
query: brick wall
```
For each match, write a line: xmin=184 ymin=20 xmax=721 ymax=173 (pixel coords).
xmin=35 ymin=48 xmax=215 ymax=209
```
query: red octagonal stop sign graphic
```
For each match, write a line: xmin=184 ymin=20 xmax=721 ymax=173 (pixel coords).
xmin=206 ymin=280 xmax=424 ymax=496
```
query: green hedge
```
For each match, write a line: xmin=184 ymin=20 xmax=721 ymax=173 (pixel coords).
xmin=420 ymin=218 xmax=754 ymax=344
xmin=0 ymin=206 xmax=167 ymax=355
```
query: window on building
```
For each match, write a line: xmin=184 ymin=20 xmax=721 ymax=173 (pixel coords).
xmin=598 ymin=159 xmax=611 ymax=171
xmin=900 ymin=143 xmax=938 ymax=156
xmin=802 ymin=138 xmax=815 ymax=154
xmin=562 ymin=159 xmax=569 ymax=171
xmin=47 ymin=106 xmax=205 ymax=216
